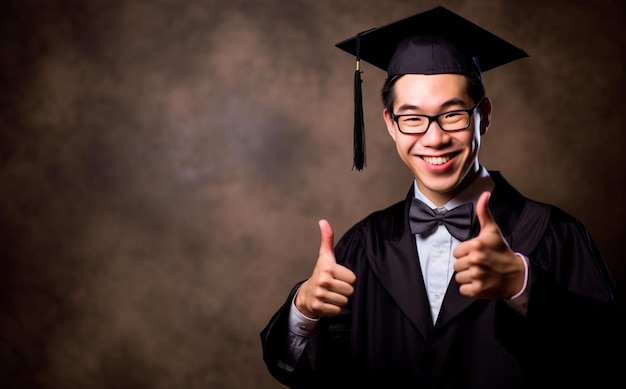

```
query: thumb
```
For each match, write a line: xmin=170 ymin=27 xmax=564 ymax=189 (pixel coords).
xmin=476 ymin=191 xmax=496 ymax=232
xmin=318 ymin=219 xmax=336 ymax=263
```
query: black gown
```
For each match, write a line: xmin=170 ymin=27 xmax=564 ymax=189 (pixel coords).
xmin=260 ymin=171 xmax=625 ymax=389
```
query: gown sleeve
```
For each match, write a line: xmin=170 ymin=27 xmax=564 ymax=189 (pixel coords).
xmin=494 ymin=205 xmax=626 ymax=387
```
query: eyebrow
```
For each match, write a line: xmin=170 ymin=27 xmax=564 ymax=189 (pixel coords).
xmin=395 ymin=97 xmax=469 ymax=113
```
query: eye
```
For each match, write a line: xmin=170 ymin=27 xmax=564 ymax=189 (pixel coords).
xmin=401 ymin=115 xmax=425 ymax=126
xmin=441 ymin=111 xmax=468 ymax=124
xmin=443 ymin=111 xmax=462 ymax=119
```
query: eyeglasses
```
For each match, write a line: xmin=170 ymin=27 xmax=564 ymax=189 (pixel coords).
xmin=392 ymin=99 xmax=484 ymax=134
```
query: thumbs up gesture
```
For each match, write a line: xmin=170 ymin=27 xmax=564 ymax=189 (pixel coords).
xmin=294 ymin=219 xmax=357 ymax=318
xmin=452 ymin=191 xmax=526 ymax=300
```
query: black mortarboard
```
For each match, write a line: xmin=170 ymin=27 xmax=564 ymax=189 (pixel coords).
xmin=335 ymin=5 xmax=529 ymax=170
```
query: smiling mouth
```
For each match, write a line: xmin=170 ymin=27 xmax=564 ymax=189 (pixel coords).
xmin=422 ymin=155 xmax=451 ymax=165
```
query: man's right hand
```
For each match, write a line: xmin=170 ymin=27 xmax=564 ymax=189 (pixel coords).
xmin=294 ymin=219 xmax=357 ymax=318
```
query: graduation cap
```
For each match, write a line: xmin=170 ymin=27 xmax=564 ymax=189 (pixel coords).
xmin=335 ymin=5 xmax=529 ymax=170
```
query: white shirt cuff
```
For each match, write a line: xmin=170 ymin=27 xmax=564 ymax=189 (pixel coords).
xmin=288 ymin=296 xmax=319 ymax=336
xmin=505 ymin=252 xmax=530 ymax=316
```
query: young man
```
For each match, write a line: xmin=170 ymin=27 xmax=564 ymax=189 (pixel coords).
xmin=260 ymin=6 xmax=624 ymax=389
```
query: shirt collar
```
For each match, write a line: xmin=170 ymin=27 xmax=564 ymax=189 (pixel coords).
xmin=413 ymin=165 xmax=494 ymax=210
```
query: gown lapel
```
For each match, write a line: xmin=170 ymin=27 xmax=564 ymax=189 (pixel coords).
xmin=378 ymin=230 xmax=434 ymax=339
xmin=435 ymin=172 xmax=523 ymax=330
xmin=364 ymin=191 xmax=434 ymax=340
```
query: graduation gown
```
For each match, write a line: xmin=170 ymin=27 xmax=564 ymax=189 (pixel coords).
xmin=260 ymin=171 xmax=625 ymax=389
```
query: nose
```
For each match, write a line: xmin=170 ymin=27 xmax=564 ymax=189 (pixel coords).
xmin=420 ymin=119 xmax=449 ymax=146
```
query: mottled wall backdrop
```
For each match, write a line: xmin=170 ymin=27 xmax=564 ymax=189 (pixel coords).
xmin=1 ymin=0 xmax=624 ymax=388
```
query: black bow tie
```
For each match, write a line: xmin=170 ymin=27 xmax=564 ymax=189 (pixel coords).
xmin=409 ymin=198 xmax=475 ymax=241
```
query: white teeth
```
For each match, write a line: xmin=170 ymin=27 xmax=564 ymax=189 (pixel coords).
xmin=423 ymin=156 xmax=450 ymax=165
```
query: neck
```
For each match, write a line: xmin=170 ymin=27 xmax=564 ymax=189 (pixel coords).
xmin=418 ymin=164 xmax=482 ymax=207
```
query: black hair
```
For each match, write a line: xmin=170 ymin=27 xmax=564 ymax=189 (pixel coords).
xmin=380 ymin=74 xmax=486 ymax=113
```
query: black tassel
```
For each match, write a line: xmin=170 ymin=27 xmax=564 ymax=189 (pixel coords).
xmin=353 ymin=35 xmax=366 ymax=171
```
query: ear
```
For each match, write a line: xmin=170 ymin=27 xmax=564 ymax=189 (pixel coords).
xmin=383 ymin=109 xmax=398 ymax=141
xmin=479 ymin=97 xmax=492 ymax=135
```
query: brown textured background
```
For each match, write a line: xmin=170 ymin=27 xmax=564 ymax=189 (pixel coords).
xmin=1 ymin=0 xmax=624 ymax=388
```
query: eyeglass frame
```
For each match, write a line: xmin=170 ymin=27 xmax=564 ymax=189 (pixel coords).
xmin=391 ymin=98 xmax=485 ymax=135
